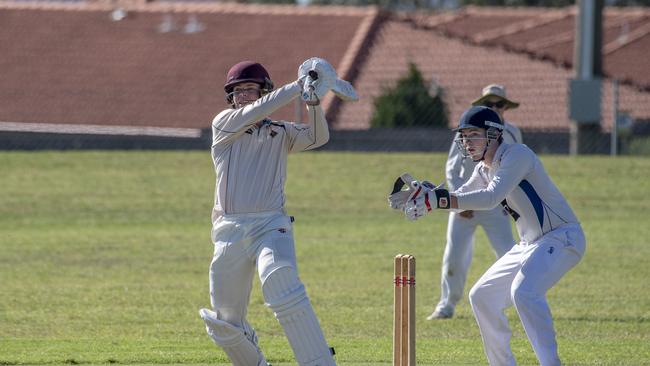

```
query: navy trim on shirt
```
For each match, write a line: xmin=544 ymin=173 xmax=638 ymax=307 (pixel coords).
xmin=519 ymin=179 xmax=544 ymax=229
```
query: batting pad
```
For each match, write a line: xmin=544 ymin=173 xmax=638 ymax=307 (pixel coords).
xmin=199 ymin=308 xmax=268 ymax=366
xmin=263 ymin=267 xmax=336 ymax=366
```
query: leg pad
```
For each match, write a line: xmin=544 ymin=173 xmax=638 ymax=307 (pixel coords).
xmin=199 ymin=308 xmax=268 ymax=366
xmin=262 ymin=267 xmax=336 ymax=366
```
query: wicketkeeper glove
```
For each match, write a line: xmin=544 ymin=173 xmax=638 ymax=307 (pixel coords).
xmin=388 ymin=173 xmax=420 ymax=210
xmin=403 ymin=183 xmax=450 ymax=221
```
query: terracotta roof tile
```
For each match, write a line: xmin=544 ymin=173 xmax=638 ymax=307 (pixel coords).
xmin=2 ymin=3 xmax=649 ymax=135
xmin=0 ymin=0 xmax=373 ymax=16
xmin=0 ymin=2 xmax=377 ymax=129
xmin=500 ymin=16 xmax=574 ymax=53
xmin=605 ymin=32 xmax=650 ymax=88
xmin=476 ymin=12 xmax=570 ymax=44
xmin=414 ymin=6 xmax=650 ymax=90
xmin=334 ymin=17 xmax=650 ymax=132
xmin=437 ymin=13 xmax=535 ymax=40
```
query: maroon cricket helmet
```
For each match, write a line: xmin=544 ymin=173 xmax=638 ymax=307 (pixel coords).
xmin=224 ymin=61 xmax=274 ymax=95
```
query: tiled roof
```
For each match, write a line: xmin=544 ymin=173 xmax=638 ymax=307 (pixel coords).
xmin=335 ymin=19 xmax=571 ymax=131
xmin=1 ymin=2 xmax=648 ymax=134
xmin=408 ymin=6 xmax=650 ymax=90
xmin=335 ymin=7 xmax=650 ymax=131
xmin=0 ymin=1 xmax=378 ymax=129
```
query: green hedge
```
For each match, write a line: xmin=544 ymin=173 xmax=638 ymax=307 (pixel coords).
xmin=371 ymin=63 xmax=449 ymax=128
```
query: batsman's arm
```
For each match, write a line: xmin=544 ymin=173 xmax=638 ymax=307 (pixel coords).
xmin=212 ymin=82 xmax=301 ymax=146
xmin=286 ymin=104 xmax=329 ymax=152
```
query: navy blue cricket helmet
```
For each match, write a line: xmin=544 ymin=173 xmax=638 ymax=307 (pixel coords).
xmin=453 ymin=106 xmax=504 ymax=132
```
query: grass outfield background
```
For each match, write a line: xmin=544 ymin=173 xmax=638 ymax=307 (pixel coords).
xmin=1 ymin=151 xmax=649 ymax=365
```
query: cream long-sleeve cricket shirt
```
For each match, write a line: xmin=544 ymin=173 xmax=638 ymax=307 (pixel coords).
xmin=210 ymin=81 xmax=329 ymax=222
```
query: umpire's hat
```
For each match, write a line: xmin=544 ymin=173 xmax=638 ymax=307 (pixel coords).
xmin=471 ymin=84 xmax=519 ymax=109
xmin=454 ymin=106 xmax=504 ymax=131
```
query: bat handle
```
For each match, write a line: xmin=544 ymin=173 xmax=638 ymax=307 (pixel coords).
xmin=308 ymin=70 xmax=319 ymax=80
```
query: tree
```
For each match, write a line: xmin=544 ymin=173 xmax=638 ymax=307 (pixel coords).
xmin=371 ymin=63 xmax=449 ymax=128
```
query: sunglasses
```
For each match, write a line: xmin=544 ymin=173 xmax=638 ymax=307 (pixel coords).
xmin=483 ymin=100 xmax=506 ymax=109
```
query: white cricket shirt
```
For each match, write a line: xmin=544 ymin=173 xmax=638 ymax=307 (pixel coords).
xmin=446 ymin=121 xmax=522 ymax=191
xmin=455 ymin=143 xmax=579 ymax=244
xmin=210 ymin=81 xmax=329 ymax=222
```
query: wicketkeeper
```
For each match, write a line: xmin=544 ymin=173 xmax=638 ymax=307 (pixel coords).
xmin=199 ymin=58 xmax=350 ymax=366
xmin=429 ymin=84 xmax=523 ymax=320
xmin=389 ymin=106 xmax=586 ymax=366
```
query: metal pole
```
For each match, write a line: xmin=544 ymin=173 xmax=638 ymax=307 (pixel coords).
xmin=570 ymin=0 xmax=604 ymax=155
xmin=611 ymin=80 xmax=619 ymax=156
xmin=577 ymin=0 xmax=595 ymax=80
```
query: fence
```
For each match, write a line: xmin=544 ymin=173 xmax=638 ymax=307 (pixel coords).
xmin=1 ymin=75 xmax=648 ymax=154
xmin=1 ymin=124 xmax=645 ymax=155
xmin=1 ymin=3 xmax=649 ymax=155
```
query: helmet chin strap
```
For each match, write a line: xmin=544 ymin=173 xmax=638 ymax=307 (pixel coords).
xmin=472 ymin=134 xmax=492 ymax=162
xmin=472 ymin=128 xmax=501 ymax=162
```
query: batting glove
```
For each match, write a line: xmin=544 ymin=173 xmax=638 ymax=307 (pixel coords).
xmin=298 ymin=57 xmax=336 ymax=105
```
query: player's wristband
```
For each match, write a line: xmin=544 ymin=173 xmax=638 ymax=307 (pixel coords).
xmin=434 ymin=189 xmax=450 ymax=209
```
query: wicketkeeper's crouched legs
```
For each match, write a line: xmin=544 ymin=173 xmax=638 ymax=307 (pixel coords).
xmin=262 ymin=266 xmax=336 ymax=366
xmin=510 ymin=226 xmax=584 ymax=366
xmin=470 ymin=225 xmax=584 ymax=366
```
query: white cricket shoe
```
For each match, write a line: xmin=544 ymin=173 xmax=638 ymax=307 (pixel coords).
xmin=426 ymin=308 xmax=453 ymax=320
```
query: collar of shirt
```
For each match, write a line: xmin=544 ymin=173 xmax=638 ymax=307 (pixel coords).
xmin=492 ymin=142 xmax=510 ymax=169
xmin=478 ymin=142 xmax=509 ymax=181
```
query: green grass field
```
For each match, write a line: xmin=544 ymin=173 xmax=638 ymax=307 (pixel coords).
xmin=1 ymin=151 xmax=649 ymax=365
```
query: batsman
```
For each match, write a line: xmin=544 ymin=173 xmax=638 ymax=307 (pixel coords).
xmin=199 ymin=57 xmax=356 ymax=366
xmin=389 ymin=106 xmax=586 ymax=366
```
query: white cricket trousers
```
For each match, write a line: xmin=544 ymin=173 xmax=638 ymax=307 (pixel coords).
xmin=209 ymin=210 xmax=296 ymax=327
xmin=436 ymin=208 xmax=515 ymax=314
xmin=208 ymin=210 xmax=335 ymax=366
xmin=469 ymin=223 xmax=585 ymax=366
